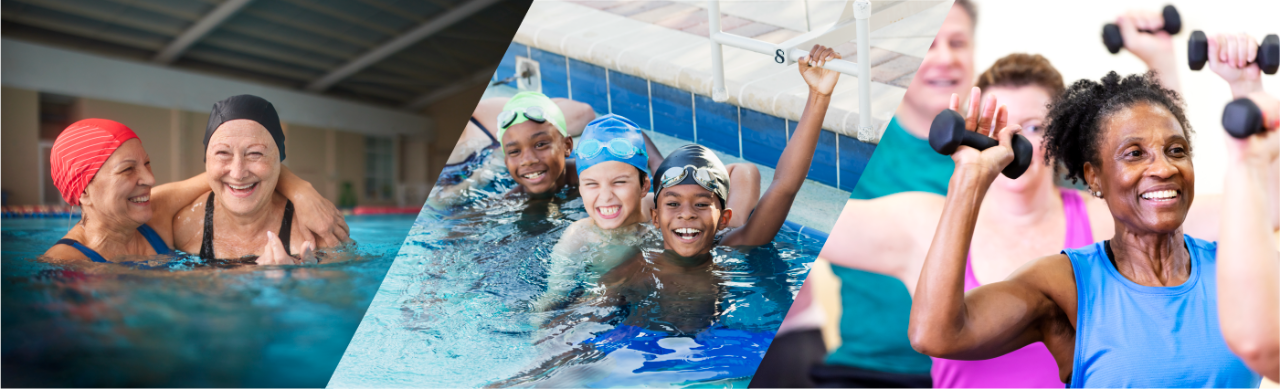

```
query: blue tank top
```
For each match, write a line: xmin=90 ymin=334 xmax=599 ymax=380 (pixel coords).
xmin=1066 ymin=235 xmax=1261 ymax=388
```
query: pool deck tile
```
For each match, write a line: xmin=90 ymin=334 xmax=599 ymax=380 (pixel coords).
xmin=681 ymin=14 xmax=754 ymax=37
xmin=630 ymin=3 xmax=699 ymax=24
xmin=694 ymin=94 xmax=740 ymax=158
xmin=603 ymin=0 xmax=673 ymax=17
xmin=723 ymin=21 xmax=782 ymax=39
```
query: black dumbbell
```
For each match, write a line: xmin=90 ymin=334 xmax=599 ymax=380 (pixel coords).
xmin=1188 ymin=32 xmax=1279 ymax=75
xmin=1102 ymin=5 xmax=1181 ymax=54
xmin=1222 ymin=98 xmax=1266 ymax=138
xmin=929 ymin=109 xmax=1034 ymax=179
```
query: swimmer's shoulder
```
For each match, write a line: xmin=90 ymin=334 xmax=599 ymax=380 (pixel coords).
xmin=170 ymin=190 xmax=212 ymax=252
xmin=43 ymin=238 xmax=88 ymax=262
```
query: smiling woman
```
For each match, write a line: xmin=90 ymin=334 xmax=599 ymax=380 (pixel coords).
xmin=906 ymin=71 xmax=1265 ymax=388
xmin=171 ymin=95 xmax=343 ymax=266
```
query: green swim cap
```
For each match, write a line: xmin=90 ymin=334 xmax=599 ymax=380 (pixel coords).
xmin=496 ymin=91 xmax=568 ymax=142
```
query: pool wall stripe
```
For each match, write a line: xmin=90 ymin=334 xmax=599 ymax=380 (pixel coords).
xmin=495 ymin=42 xmax=877 ymax=190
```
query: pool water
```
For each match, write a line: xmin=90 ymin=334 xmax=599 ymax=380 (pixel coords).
xmin=0 ymin=214 xmax=415 ymax=387
xmin=328 ymin=174 xmax=822 ymax=387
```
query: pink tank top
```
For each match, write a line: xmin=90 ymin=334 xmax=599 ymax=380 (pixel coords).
xmin=930 ymin=189 xmax=1093 ymax=388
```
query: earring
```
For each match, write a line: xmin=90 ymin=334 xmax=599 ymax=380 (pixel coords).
xmin=1092 ymin=190 xmax=1103 ymax=198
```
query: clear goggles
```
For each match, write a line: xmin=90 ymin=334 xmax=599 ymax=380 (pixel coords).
xmin=577 ymin=138 xmax=646 ymax=160
xmin=659 ymin=165 xmax=719 ymax=193
xmin=497 ymin=106 xmax=547 ymax=130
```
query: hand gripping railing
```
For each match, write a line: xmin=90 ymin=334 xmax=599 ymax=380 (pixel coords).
xmin=708 ymin=0 xmax=874 ymax=140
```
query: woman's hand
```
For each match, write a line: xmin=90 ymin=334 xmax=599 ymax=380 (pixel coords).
xmin=256 ymin=230 xmax=297 ymax=265
xmin=1116 ymin=9 xmax=1176 ymax=65
xmin=798 ymin=44 xmax=841 ymax=96
xmin=948 ymin=87 xmax=1019 ymax=184
xmin=1209 ymin=33 xmax=1264 ymax=98
xmin=1226 ymin=92 xmax=1280 ymax=166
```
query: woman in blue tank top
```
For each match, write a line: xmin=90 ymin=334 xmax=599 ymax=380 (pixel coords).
xmin=906 ymin=71 xmax=1273 ymax=388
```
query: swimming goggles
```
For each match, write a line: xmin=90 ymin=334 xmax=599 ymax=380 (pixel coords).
xmin=497 ymin=106 xmax=547 ymax=130
xmin=659 ymin=165 xmax=719 ymax=193
xmin=577 ymin=138 xmax=647 ymax=160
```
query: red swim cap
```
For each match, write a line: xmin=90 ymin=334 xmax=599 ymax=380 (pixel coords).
xmin=49 ymin=119 xmax=139 ymax=205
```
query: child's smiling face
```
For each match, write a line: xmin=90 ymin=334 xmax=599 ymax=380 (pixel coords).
xmin=502 ymin=121 xmax=572 ymax=195
xmin=652 ymin=184 xmax=731 ymax=257
xmin=580 ymin=161 xmax=649 ymax=230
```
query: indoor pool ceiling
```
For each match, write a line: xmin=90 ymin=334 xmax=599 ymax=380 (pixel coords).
xmin=0 ymin=0 xmax=530 ymax=109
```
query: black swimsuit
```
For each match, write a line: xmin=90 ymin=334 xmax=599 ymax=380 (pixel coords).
xmin=199 ymin=192 xmax=294 ymax=260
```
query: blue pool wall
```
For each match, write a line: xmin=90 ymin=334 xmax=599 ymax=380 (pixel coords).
xmin=497 ymin=42 xmax=877 ymax=192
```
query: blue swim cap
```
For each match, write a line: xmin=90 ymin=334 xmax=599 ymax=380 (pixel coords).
xmin=575 ymin=114 xmax=650 ymax=178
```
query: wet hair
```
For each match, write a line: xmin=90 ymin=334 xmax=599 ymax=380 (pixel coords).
xmin=1042 ymin=71 xmax=1192 ymax=184
xmin=976 ymin=53 xmax=1064 ymax=98
xmin=954 ymin=0 xmax=976 ymax=29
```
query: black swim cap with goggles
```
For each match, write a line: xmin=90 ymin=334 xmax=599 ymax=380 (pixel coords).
xmin=653 ymin=144 xmax=730 ymax=209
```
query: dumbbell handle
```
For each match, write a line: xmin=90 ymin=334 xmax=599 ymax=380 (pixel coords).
xmin=929 ymin=110 xmax=1034 ymax=179
xmin=1223 ymin=98 xmax=1265 ymax=139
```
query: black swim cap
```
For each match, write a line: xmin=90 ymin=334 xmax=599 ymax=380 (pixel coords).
xmin=204 ymin=94 xmax=286 ymax=161
xmin=653 ymin=144 xmax=730 ymax=208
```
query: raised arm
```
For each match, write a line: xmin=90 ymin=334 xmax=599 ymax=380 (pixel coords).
xmin=1217 ymin=91 xmax=1280 ymax=381
xmin=908 ymin=92 xmax=1065 ymax=359
xmin=1116 ymin=9 xmax=1181 ymax=93
xmin=723 ymin=45 xmax=839 ymax=247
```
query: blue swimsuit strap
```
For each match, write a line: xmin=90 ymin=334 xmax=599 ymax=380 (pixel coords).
xmin=136 ymin=224 xmax=172 ymax=255
xmin=55 ymin=225 xmax=172 ymax=266
xmin=55 ymin=239 xmax=110 ymax=263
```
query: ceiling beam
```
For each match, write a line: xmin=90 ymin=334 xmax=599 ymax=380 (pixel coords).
xmin=305 ymin=0 xmax=502 ymax=92
xmin=153 ymin=0 xmax=254 ymax=64
xmin=402 ymin=67 xmax=495 ymax=110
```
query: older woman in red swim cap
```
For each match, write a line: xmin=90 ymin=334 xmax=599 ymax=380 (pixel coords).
xmin=43 ymin=118 xmax=343 ymax=265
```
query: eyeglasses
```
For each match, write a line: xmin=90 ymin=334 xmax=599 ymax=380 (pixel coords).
xmin=660 ymin=165 xmax=719 ymax=193
xmin=577 ymin=138 xmax=646 ymax=160
xmin=497 ymin=106 xmax=547 ymax=130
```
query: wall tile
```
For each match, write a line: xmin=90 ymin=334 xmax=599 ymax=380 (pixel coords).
xmin=694 ymin=94 xmax=739 ymax=157
xmin=531 ymin=49 xmax=569 ymax=99
xmin=650 ymin=82 xmax=694 ymax=140
xmin=739 ymin=108 xmax=786 ymax=168
xmin=838 ymin=133 xmax=877 ymax=192
xmin=608 ymin=71 xmax=651 ymax=129
xmin=569 ymin=59 xmax=609 ymax=114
